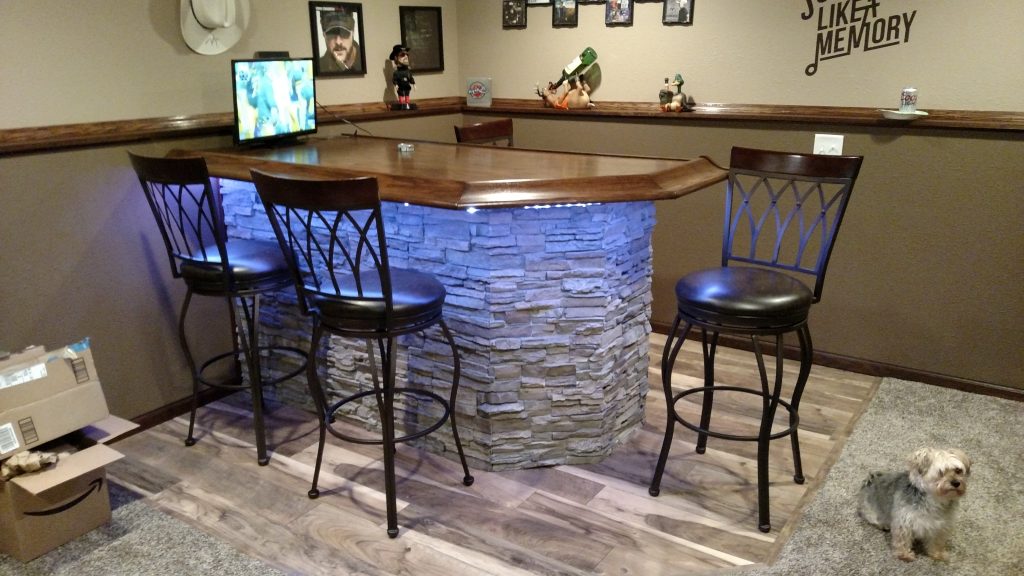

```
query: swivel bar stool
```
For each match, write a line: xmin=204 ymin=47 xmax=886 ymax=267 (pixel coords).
xmin=649 ymin=147 xmax=863 ymax=532
xmin=251 ymin=170 xmax=473 ymax=538
xmin=129 ymin=152 xmax=306 ymax=466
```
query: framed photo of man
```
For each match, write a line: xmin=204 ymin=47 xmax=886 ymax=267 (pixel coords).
xmin=309 ymin=2 xmax=366 ymax=77
xmin=663 ymin=0 xmax=694 ymax=26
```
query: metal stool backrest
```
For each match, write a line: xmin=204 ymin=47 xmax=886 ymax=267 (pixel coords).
xmin=250 ymin=171 xmax=393 ymax=322
xmin=454 ymin=118 xmax=514 ymax=146
xmin=129 ymin=152 xmax=233 ymax=287
xmin=723 ymin=147 xmax=864 ymax=303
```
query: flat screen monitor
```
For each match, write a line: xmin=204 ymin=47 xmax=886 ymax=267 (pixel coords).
xmin=231 ymin=57 xmax=316 ymax=146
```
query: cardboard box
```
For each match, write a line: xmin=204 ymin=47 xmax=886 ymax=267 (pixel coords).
xmin=0 ymin=415 xmax=137 ymax=562
xmin=0 ymin=339 xmax=109 ymax=460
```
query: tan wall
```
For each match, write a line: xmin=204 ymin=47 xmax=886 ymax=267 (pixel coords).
xmin=458 ymin=0 xmax=1024 ymax=110
xmin=0 ymin=0 xmax=463 ymax=129
xmin=0 ymin=1 xmax=1021 ymax=424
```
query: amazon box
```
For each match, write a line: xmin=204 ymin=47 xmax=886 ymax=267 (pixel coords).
xmin=0 ymin=415 xmax=137 ymax=562
xmin=0 ymin=339 xmax=109 ymax=460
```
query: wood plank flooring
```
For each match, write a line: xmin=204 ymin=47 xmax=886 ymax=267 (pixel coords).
xmin=108 ymin=333 xmax=880 ymax=575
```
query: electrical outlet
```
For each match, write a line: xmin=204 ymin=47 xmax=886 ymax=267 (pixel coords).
xmin=813 ymin=134 xmax=844 ymax=155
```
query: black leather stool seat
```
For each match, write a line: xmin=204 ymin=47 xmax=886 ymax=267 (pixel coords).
xmin=313 ymin=268 xmax=446 ymax=334
xmin=179 ymin=239 xmax=292 ymax=293
xmin=675 ymin=267 xmax=813 ymax=330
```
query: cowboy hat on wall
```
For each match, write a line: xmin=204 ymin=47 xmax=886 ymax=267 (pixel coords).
xmin=181 ymin=0 xmax=251 ymax=55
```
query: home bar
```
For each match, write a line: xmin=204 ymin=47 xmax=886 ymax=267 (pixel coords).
xmin=175 ymin=135 xmax=726 ymax=468
xmin=1 ymin=0 xmax=1021 ymax=572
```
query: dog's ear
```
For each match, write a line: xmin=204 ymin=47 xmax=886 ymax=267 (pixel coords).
xmin=949 ymin=448 xmax=971 ymax=475
xmin=908 ymin=448 xmax=933 ymax=478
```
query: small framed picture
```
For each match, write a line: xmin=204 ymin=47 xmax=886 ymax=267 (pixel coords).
xmin=399 ymin=6 xmax=444 ymax=72
xmin=503 ymin=0 xmax=527 ymax=28
xmin=663 ymin=0 xmax=694 ymax=26
xmin=309 ymin=2 xmax=367 ymax=77
xmin=605 ymin=0 xmax=632 ymax=26
xmin=553 ymin=0 xmax=578 ymax=28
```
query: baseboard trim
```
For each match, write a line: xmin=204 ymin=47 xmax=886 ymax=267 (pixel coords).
xmin=117 ymin=384 xmax=238 ymax=441
xmin=650 ymin=320 xmax=1024 ymax=402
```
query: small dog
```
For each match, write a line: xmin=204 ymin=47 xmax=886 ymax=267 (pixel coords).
xmin=857 ymin=447 xmax=970 ymax=562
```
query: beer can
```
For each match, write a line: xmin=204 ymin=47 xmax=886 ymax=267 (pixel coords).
xmin=899 ymin=87 xmax=918 ymax=113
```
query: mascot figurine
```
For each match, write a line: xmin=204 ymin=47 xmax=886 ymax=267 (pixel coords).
xmin=389 ymin=44 xmax=416 ymax=111
xmin=660 ymin=73 xmax=695 ymax=112
xmin=535 ymin=75 xmax=595 ymax=110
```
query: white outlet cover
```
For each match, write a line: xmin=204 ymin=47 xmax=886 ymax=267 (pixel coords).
xmin=814 ymin=134 xmax=844 ymax=155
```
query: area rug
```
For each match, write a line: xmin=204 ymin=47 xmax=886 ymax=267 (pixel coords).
xmin=739 ymin=378 xmax=1024 ymax=576
xmin=0 ymin=481 xmax=284 ymax=576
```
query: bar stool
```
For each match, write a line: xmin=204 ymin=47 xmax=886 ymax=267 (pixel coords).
xmin=129 ymin=152 xmax=306 ymax=466
xmin=454 ymin=118 xmax=514 ymax=146
xmin=649 ymin=147 xmax=864 ymax=532
xmin=251 ymin=170 xmax=473 ymax=538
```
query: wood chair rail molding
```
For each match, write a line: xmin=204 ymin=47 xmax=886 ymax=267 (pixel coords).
xmin=3 ymin=97 xmax=1021 ymax=156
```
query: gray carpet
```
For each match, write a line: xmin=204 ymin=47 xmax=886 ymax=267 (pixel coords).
xmin=2 ymin=378 xmax=1020 ymax=575
xmin=740 ymin=378 xmax=1024 ymax=576
xmin=0 ymin=482 xmax=284 ymax=576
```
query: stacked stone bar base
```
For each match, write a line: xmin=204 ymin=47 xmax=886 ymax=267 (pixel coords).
xmin=221 ymin=179 xmax=654 ymax=470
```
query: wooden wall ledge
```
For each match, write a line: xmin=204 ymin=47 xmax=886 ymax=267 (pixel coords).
xmin=2 ymin=97 xmax=1020 ymax=156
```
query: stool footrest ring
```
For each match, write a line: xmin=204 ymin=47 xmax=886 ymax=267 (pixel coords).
xmin=198 ymin=345 xmax=308 ymax=390
xmin=671 ymin=385 xmax=799 ymax=442
xmin=324 ymin=387 xmax=451 ymax=445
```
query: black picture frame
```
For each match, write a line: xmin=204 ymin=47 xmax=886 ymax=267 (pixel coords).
xmin=663 ymin=0 xmax=694 ymax=26
xmin=553 ymin=0 xmax=578 ymax=28
xmin=503 ymin=0 xmax=527 ymax=29
xmin=309 ymin=2 xmax=367 ymax=77
xmin=605 ymin=0 xmax=632 ymax=26
xmin=399 ymin=6 xmax=444 ymax=73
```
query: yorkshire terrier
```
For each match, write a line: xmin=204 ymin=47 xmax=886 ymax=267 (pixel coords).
xmin=857 ymin=447 xmax=971 ymax=562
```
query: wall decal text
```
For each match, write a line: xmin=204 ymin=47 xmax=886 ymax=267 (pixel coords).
xmin=802 ymin=0 xmax=917 ymax=76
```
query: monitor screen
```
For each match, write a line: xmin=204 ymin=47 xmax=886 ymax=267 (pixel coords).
xmin=231 ymin=57 xmax=317 ymax=145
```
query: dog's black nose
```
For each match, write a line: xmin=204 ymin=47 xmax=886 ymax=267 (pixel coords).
xmin=951 ymin=480 xmax=961 ymax=488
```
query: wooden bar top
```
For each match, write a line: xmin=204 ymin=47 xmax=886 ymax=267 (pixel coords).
xmin=172 ymin=135 xmax=727 ymax=210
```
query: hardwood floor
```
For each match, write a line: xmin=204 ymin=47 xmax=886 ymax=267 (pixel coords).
xmin=108 ymin=333 xmax=880 ymax=575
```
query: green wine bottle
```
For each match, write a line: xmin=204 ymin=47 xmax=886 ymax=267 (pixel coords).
xmin=552 ymin=47 xmax=597 ymax=89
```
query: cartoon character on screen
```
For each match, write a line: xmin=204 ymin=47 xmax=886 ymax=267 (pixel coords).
xmin=287 ymin=60 xmax=315 ymax=130
xmin=244 ymin=62 xmax=282 ymax=137
xmin=389 ymin=44 xmax=416 ymax=110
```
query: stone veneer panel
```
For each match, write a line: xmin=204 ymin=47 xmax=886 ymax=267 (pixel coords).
xmin=220 ymin=179 xmax=654 ymax=470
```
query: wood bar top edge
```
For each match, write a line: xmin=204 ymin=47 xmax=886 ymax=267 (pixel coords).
xmin=4 ymin=98 xmax=1022 ymax=156
xmin=170 ymin=140 xmax=729 ymax=210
